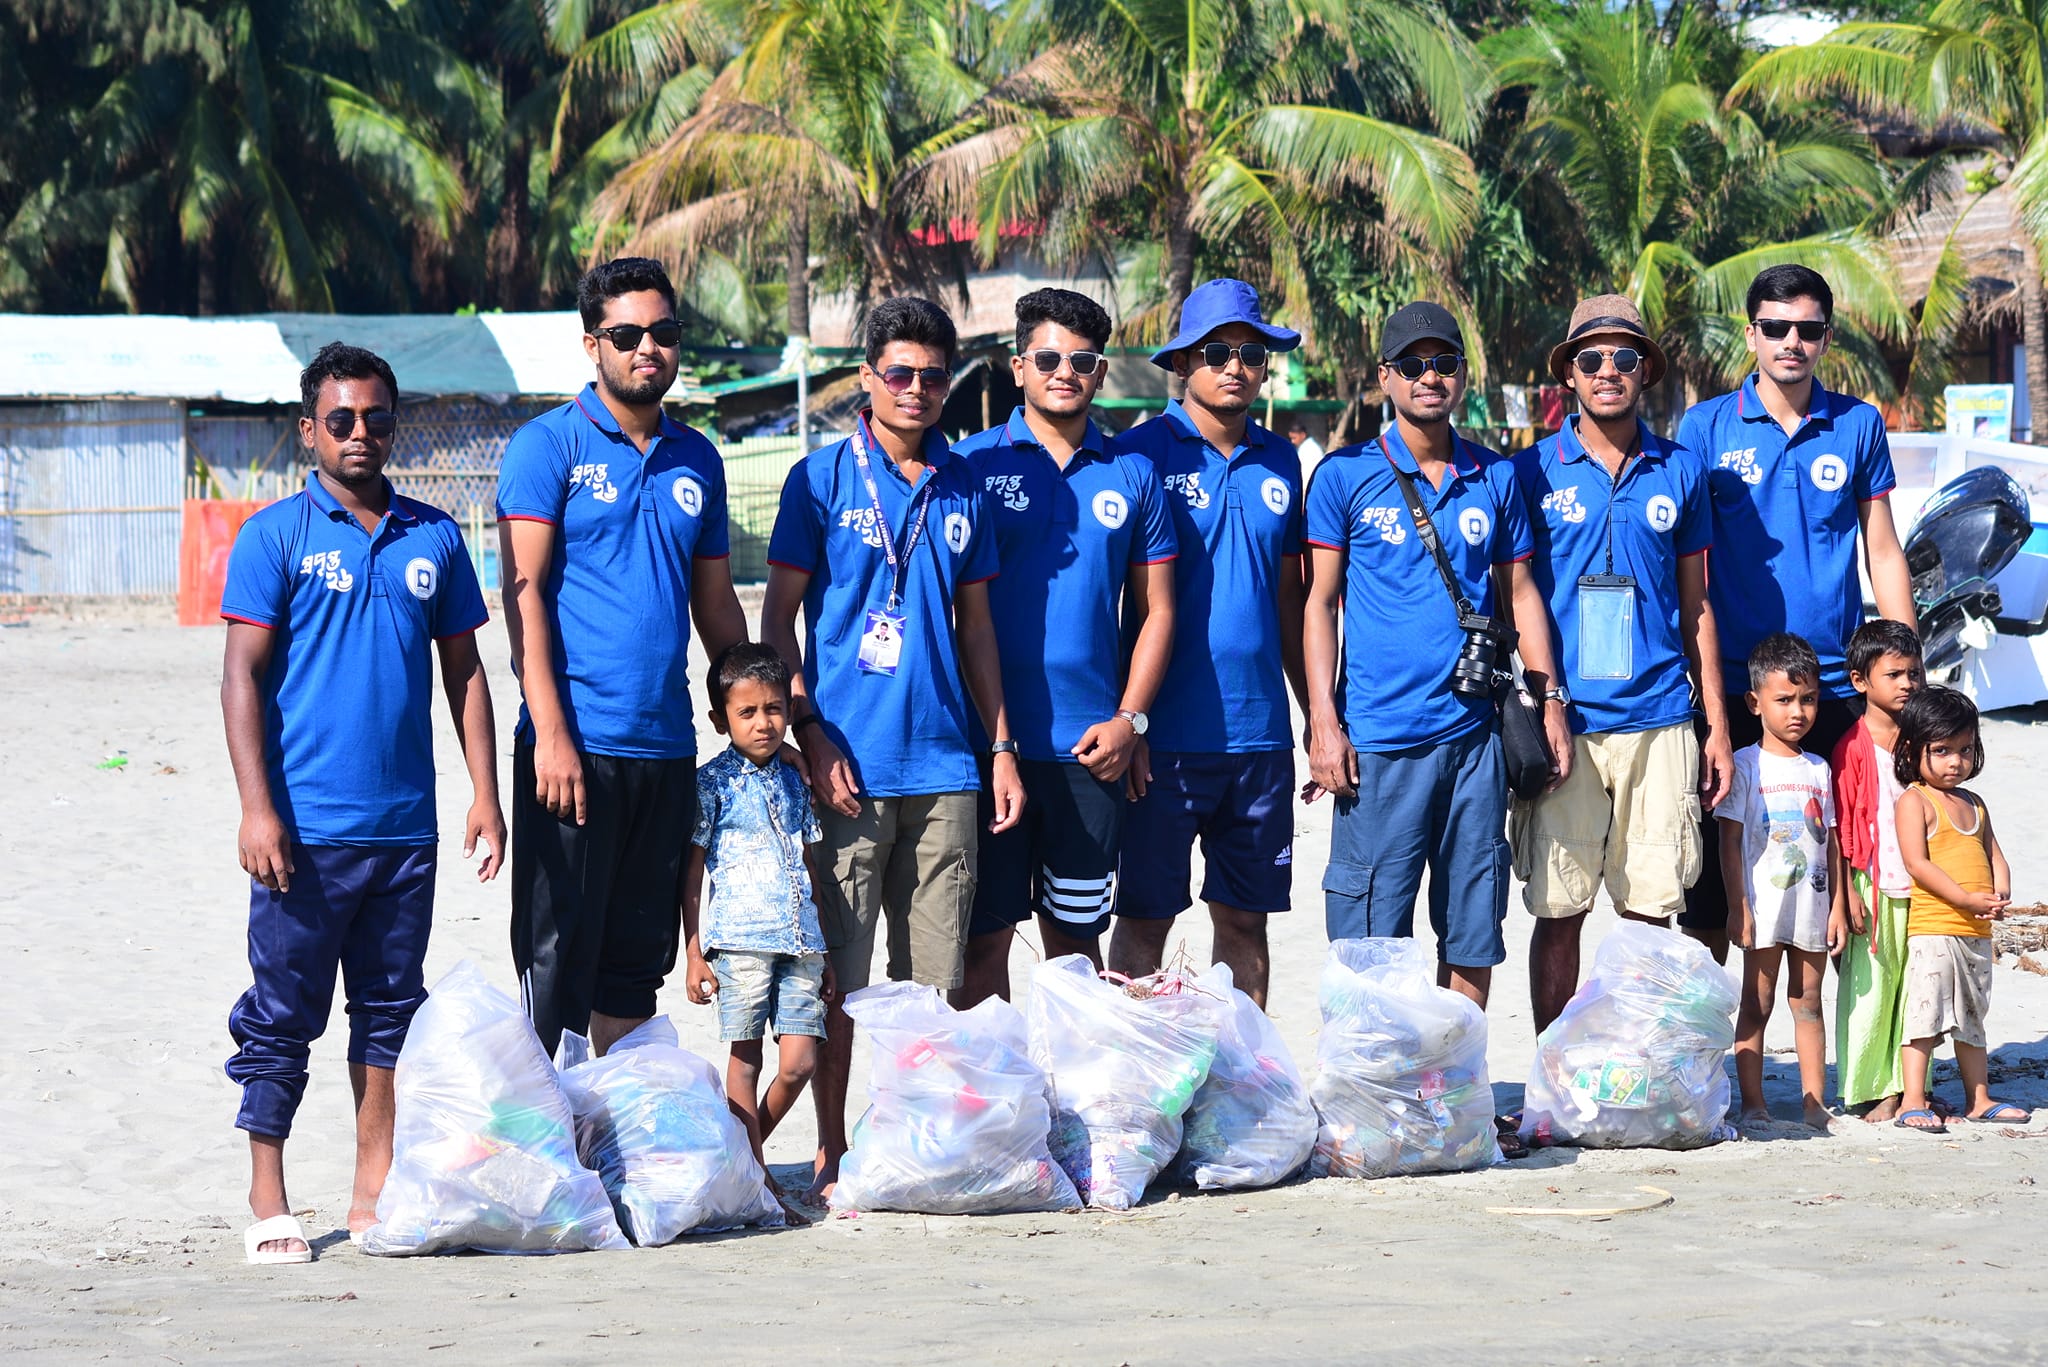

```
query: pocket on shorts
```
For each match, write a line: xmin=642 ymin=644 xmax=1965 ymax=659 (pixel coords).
xmin=1322 ymin=860 xmax=1374 ymax=911
xmin=1676 ymin=791 xmax=1704 ymax=890
xmin=1507 ymin=796 xmax=1536 ymax=882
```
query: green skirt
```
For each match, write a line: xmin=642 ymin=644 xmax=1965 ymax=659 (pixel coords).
xmin=1835 ymin=868 xmax=1909 ymax=1106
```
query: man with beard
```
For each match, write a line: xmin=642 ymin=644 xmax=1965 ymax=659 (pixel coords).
xmin=222 ymin=343 xmax=503 ymax=1260
xmin=1675 ymin=265 xmax=1918 ymax=963
xmin=497 ymin=257 xmax=749 ymax=1056
xmin=953 ymin=288 xmax=1178 ymax=1006
xmin=1509 ymin=296 xmax=1733 ymax=1031
xmin=1303 ymin=302 xmax=1571 ymax=1011
xmin=1104 ymin=279 xmax=1307 ymax=1008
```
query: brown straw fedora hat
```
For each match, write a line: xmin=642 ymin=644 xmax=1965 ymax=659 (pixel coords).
xmin=1546 ymin=294 xmax=1667 ymax=387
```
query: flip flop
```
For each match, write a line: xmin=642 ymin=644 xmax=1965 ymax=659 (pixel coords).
xmin=1892 ymin=1109 xmax=1948 ymax=1135
xmin=1494 ymin=1115 xmax=1530 ymax=1161
xmin=1968 ymin=1102 xmax=2033 ymax=1124
xmin=243 ymin=1213 xmax=313 ymax=1265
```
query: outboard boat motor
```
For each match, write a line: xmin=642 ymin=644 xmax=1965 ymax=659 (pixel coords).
xmin=1902 ymin=467 xmax=2032 ymax=673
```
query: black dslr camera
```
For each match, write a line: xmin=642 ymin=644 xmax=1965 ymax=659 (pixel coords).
xmin=1449 ymin=612 xmax=1518 ymax=698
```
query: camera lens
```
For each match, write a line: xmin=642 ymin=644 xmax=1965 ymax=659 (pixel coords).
xmin=1450 ymin=630 xmax=1498 ymax=698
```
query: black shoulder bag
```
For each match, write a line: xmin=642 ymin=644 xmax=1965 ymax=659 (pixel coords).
xmin=1388 ymin=465 xmax=1556 ymax=800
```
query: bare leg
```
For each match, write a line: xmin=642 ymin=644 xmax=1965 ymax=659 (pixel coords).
xmin=954 ymin=928 xmax=1015 ymax=1009
xmin=725 ymin=1040 xmax=767 ymax=1163
xmin=588 ymin=1010 xmax=648 ymax=1057
xmin=247 ymin=1133 xmax=307 ymax=1256
xmin=1529 ymin=912 xmax=1589 ymax=1035
xmin=1682 ymin=923 xmax=1731 ymax=967
xmin=346 ymin=1063 xmax=395 ymax=1234
xmin=1107 ymin=917 xmax=1174 ymax=980
xmin=1037 ymin=916 xmax=1102 ymax=971
xmin=1439 ymin=962 xmax=1491 ymax=1010
xmin=808 ymin=996 xmax=853 ymax=1201
xmin=1785 ymin=949 xmax=1832 ymax=1129
xmin=1898 ymin=1036 xmax=1943 ymax=1128
xmin=1209 ymin=904 xmax=1270 ymax=1008
xmin=1734 ymin=947 xmax=1783 ymax=1123
xmin=759 ymin=1034 xmax=819 ymax=1143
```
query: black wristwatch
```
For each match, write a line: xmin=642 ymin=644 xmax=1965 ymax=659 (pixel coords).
xmin=990 ymin=739 xmax=1021 ymax=757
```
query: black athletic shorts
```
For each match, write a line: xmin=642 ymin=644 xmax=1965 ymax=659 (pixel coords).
xmin=1677 ymin=691 xmax=1863 ymax=932
xmin=970 ymin=757 xmax=1124 ymax=939
xmin=510 ymin=738 xmax=696 ymax=1055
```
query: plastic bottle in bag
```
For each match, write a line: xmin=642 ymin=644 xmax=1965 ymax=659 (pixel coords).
xmin=830 ymin=982 xmax=1079 ymax=1214
xmin=1520 ymin=921 xmax=1738 ymax=1149
xmin=1027 ymin=955 xmax=1222 ymax=1210
xmin=558 ymin=1017 xmax=784 ymax=1245
xmin=360 ymin=960 xmax=627 ymax=1255
xmin=1171 ymin=963 xmax=1316 ymax=1190
xmin=1308 ymin=939 xmax=1501 ymax=1179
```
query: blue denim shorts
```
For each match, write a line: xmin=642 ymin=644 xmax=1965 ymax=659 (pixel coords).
xmin=711 ymin=949 xmax=826 ymax=1041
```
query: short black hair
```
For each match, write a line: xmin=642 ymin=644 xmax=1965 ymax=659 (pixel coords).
xmin=1893 ymin=684 xmax=1984 ymax=787
xmin=864 ymin=296 xmax=957 ymax=368
xmin=1747 ymin=631 xmax=1821 ymax=691
xmin=1286 ymin=417 xmax=1309 ymax=435
xmin=577 ymin=257 xmax=679 ymax=333
xmin=300 ymin=342 xmax=396 ymax=420
xmin=1847 ymin=618 xmax=1923 ymax=679
xmin=1747 ymin=264 xmax=1833 ymax=323
xmin=1015 ymin=287 xmax=1112 ymax=353
xmin=706 ymin=641 xmax=790 ymax=715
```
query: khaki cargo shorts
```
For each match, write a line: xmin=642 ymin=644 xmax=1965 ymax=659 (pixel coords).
xmin=814 ymin=792 xmax=977 ymax=993
xmin=1509 ymin=722 xmax=1702 ymax=918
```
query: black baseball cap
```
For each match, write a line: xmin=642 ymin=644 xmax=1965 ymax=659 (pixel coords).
xmin=1378 ymin=302 xmax=1464 ymax=361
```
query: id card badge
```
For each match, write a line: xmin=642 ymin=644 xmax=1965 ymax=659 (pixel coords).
xmin=857 ymin=608 xmax=907 ymax=676
xmin=1577 ymin=573 xmax=1636 ymax=680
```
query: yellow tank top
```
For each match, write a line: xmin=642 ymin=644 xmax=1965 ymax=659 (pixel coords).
xmin=1906 ymin=784 xmax=1995 ymax=939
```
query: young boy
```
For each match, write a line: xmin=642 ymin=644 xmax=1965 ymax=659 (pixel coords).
xmin=683 ymin=642 xmax=835 ymax=1205
xmin=1718 ymin=632 xmax=1847 ymax=1130
xmin=1831 ymin=620 xmax=1924 ymax=1121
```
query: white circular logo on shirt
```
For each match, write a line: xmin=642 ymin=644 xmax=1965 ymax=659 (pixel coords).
xmin=1810 ymin=454 xmax=1848 ymax=492
xmin=1261 ymin=477 xmax=1292 ymax=515
xmin=1092 ymin=489 xmax=1129 ymax=530
xmin=1459 ymin=508 xmax=1491 ymax=546
xmin=1645 ymin=494 xmax=1678 ymax=532
xmin=672 ymin=474 xmax=704 ymax=517
xmin=943 ymin=512 xmax=973 ymax=553
xmin=404 ymin=557 xmax=437 ymax=600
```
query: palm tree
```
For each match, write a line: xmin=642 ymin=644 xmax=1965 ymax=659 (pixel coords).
xmin=1733 ymin=0 xmax=2048 ymax=438
xmin=918 ymin=0 xmax=1485 ymax=344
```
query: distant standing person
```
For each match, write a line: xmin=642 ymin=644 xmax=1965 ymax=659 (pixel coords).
xmin=497 ymin=257 xmax=748 ymax=1057
xmin=1677 ymin=264 xmax=1917 ymax=962
xmin=221 ymin=343 xmax=504 ymax=1263
xmin=1105 ymin=278 xmax=1309 ymax=1008
xmin=955 ymin=288 xmax=1177 ymax=1005
xmin=1286 ymin=416 xmax=1326 ymax=480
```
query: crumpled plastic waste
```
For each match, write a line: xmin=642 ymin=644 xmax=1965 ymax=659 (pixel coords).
xmin=1171 ymin=962 xmax=1315 ymax=1190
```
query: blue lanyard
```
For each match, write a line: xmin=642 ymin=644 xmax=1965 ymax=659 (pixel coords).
xmin=851 ymin=414 xmax=935 ymax=613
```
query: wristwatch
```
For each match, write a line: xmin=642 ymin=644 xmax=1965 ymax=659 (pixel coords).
xmin=1116 ymin=709 xmax=1149 ymax=736
xmin=1543 ymin=685 xmax=1573 ymax=706
xmin=990 ymin=739 xmax=1021 ymax=757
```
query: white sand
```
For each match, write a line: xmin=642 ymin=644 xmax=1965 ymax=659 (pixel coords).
xmin=3 ymin=600 xmax=2047 ymax=1362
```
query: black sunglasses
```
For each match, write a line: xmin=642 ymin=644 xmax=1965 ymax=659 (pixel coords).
xmin=1386 ymin=353 xmax=1464 ymax=381
xmin=879 ymin=365 xmax=952 ymax=394
xmin=591 ymin=320 xmax=683 ymax=351
xmin=320 ymin=408 xmax=397 ymax=440
xmin=1199 ymin=342 xmax=1269 ymax=371
xmin=1573 ymin=347 xmax=1643 ymax=376
xmin=1752 ymin=318 xmax=1829 ymax=343
xmin=1024 ymin=348 xmax=1103 ymax=376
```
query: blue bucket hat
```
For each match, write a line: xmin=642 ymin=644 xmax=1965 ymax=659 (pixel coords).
xmin=1150 ymin=278 xmax=1302 ymax=370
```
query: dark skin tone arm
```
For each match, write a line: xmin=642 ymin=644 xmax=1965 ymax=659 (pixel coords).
xmin=435 ymin=630 xmax=506 ymax=880
xmin=223 ymin=622 xmax=293 ymax=892
xmin=500 ymin=517 xmax=585 ymax=823
xmin=954 ymin=578 xmax=1024 ymax=833
xmin=765 ymin=564 xmax=860 ymax=817
xmin=1088 ymin=558 xmax=1173 ymax=792
xmin=1303 ymin=543 xmax=1356 ymax=799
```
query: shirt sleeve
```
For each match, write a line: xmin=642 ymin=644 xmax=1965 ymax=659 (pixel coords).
xmin=1818 ymin=757 xmax=1839 ymax=829
xmin=691 ymin=770 xmax=717 ymax=849
xmin=1280 ymin=447 xmax=1305 ymax=555
xmin=1130 ymin=461 xmax=1178 ymax=565
xmin=496 ymin=419 xmax=570 ymax=522
xmin=1492 ymin=461 xmax=1534 ymax=565
xmin=1857 ymin=419 xmax=1897 ymax=500
xmin=958 ymin=481 xmax=999 ymax=584
xmin=1717 ymin=753 xmax=1753 ymax=824
xmin=219 ymin=511 xmax=290 ymax=628
xmin=1676 ymin=404 xmax=1710 ymax=465
xmin=791 ymin=772 xmax=823 ymax=844
xmin=693 ymin=442 xmax=732 ymax=559
xmin=433 ymin=522 xmax=490 ymax=638
xmin=1673 ymin=451 xmax=1713 ymax=557
xmin=1303 ymin=454 xmax=1352 ymax=550
xmin=765 ymin=456 xmax=825 ymax=573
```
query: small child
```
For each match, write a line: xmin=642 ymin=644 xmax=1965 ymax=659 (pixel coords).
xmin=1830 ymin=620 xmax=1924 ymax=1122
xmin=1892 ymin=686 xmax=2031 ymax=1132
xmin=1719 ymin=633 xmax=1845 ymax=1130
xmin=683 ymin=643 xmax=835 ymax=1202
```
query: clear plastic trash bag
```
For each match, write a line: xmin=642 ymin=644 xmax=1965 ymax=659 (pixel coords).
xmin=1171 ymin=963 xmax=1316 ymax=1190
xmin=1308 ymin=939 xmax=1501 ymax=1179
xmin=1027 ymin=955 xmax=1222 ymax=1210
xmin=1520 ymin=920 xmax=1739 ymax=1150
xmin=558 ymin=1018 xmax=784 ymax=1245
xmin=829 ymin=983 xmax=1079 ymax=1215
xmin=361 ymin=960 xmax=627 ymax=1255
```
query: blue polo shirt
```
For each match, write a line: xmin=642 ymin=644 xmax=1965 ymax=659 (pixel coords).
xmin=1109 ymin=400 xmax=1301 ymax=753
xmin=1511 ymin=417 xmax=1712 ymax=736
xmin=221 ymin=473 xmax=488 ymax=845
xmin=1679 ymin=375 xmax=1896 ymax=699
xmin=766 ymin=416 xmax=999 ymax=797
xmin=958 ymin=408 xmax=1177 ymax=762
xmin=495 ymin=384 xmax=730 ymax=758
xmin=1304 ymin=426 xmax=1532 ymax=753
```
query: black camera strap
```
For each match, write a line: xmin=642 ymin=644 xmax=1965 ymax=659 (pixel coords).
xmin=1384 ymin=443 xmax=1476 ymax=621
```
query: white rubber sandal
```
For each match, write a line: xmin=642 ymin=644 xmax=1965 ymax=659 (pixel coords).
xmin=244 ymin=1213 xmax=314 ymax=1265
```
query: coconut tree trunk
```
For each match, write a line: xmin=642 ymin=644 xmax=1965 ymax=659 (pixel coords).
xmin=786 ymin=197 xmax=811 ymax=338
xmin=2022 ymin=232 xmax=2047 ymax=444
xmin=1164 ymin=195 xmax=1197 ymax=326
xmin=488 ymin=136 xmax=536 ymax=310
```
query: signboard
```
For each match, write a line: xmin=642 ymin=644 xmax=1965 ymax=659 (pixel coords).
xmin=1946 ymin=384 xmax=2015 ymax=440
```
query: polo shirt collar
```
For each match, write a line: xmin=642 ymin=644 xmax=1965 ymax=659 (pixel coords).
xmin=1002 ymin=405 xmax=1107 ymax=464
xmin=1162 ymin=397 xmax=1272 ymax=462
xmin=1555 ymin=415 xmax=1661 ymax=468
xmin=304 ymin=470 xmax=414 ymax=524
xmin=572 ymin=381 xmax=691 ymax=443
xmin=855 ymin=410 xmax=952 ymax=472
xmin=1379 ymin=421 xmax=1480 ymax=481
xmin=1736 ymin=373 xmax=1836 ymax=431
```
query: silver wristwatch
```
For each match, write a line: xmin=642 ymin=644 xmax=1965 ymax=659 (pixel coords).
xmin=1543 ymin=685 xmax=1573 ymax=706
xmin=1116 ymin=709 xmax=1149 ymax=736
